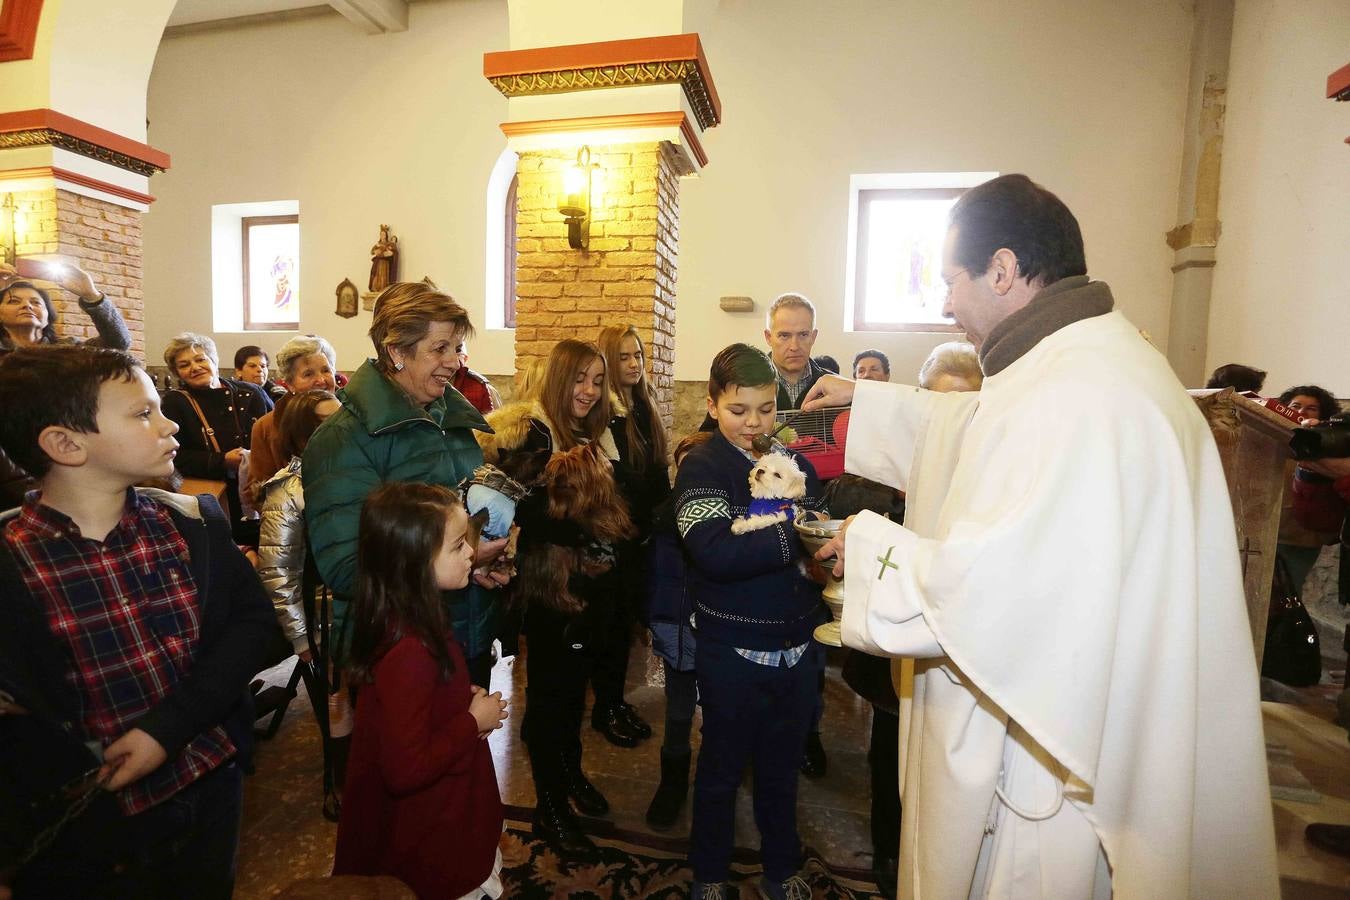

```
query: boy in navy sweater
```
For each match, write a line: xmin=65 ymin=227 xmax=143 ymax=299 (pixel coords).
xmin=0 ymin=346 xmax=276 ymax=898
xmin=676 ymin=343 xmax=828 ymax=900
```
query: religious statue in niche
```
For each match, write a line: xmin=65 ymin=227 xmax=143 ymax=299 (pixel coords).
xmin=335 ymin=277 xmax=359 ymax=318
xmin=369 ymin=224 xmax=399 ymax=293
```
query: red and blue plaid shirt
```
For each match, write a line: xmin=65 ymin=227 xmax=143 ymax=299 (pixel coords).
xmin=3 ymin=489 xmax=235 ymax=814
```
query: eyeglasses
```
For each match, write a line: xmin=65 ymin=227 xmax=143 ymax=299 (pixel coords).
xmin=940 ymin=269 xmax=969 ymax=298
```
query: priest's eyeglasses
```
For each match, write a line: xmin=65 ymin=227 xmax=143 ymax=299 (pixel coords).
xmin=940 ymin=269 xmax=970 ymax=298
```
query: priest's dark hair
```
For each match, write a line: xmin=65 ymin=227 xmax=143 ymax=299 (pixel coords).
xmin=708 ymin=343 xmax=777 ymax=401
xmin=948 ymin=174 xmax=1087 ymax=288
xmin=347 ymin=481 xmax=465 ymax=685
xmin=0 ymin=345 xmax=141 ymax=478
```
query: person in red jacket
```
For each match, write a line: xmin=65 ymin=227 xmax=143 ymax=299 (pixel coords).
xmin=333 ymin=482 xmax=508 ymax=898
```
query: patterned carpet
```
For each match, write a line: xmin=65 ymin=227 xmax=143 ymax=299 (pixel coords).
xmin=501 ymin=805 xmax=881 ymax=898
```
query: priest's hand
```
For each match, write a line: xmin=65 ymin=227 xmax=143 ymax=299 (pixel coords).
xmin=801 ymin=374 xmax=856 ymax=411
xmin=474 ymin=536 xmax=508 ymax=567
xmin=815 ymin=514 xmax=856 ymax=577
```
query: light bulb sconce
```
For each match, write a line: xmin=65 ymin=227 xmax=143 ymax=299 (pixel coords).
xmin=558 ymin=145 xmax=598 ymax=250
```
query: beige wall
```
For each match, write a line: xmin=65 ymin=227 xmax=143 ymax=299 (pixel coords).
xmin=1206 ymin=0 xmax=1350 ymax=397
xmin=145 ymin=0 xmax=1196 ymax=383
xmin=143 ymin=0 xmax=513 ymax=372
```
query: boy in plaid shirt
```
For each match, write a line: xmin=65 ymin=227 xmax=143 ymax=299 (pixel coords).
xmin=0 ymin=346 xmax=277 ymax=898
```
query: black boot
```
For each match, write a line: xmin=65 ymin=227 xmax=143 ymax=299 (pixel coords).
xmin=615 ymin=700 xmax=653 ymax=740
xmin=591 ymin=702 xmax=642 ymax=748
xmin=532 ymin=790 xmax=601 ymax=863
xmin=561 ymin=751 xmax=609 ymax=816
xmin=644 ymin=748 xmax=691 ymax=830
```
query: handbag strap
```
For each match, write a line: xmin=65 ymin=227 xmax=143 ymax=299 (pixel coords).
xmin=174 ymin=389 xmax=223 ymax=454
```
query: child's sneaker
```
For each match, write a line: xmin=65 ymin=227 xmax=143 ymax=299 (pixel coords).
xmin=690 ymin=880 xmax=728 ymax=899
xmin=757 ymin=873 xmax=811 ymax=900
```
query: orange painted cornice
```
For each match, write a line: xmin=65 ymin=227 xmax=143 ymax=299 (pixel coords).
xmin=0 ymin=108 xmax=170 ymax=176
xmin=0 ymin=0 xmax=43 ymax=63
xmin=484 ymin=33 xmax=721 ymax=130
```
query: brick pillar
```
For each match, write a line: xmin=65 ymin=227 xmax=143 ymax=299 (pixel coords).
xmin=9 ymin=187 xmax=145 ymax=358
xmin=512 ymin=141 xmax=680 ymax=429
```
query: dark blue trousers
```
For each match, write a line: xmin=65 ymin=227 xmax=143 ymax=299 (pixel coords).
xmin=690 ymin=638 xmax=823 ymax=884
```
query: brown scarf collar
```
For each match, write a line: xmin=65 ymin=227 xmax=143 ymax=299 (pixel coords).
xmin=979 ymin=276 xmax=1114 ymax=377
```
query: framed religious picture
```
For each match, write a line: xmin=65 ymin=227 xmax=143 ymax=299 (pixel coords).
xmin=335 ymin=277 xmax=359 ymax=318
xmin=242 ymin=214 xmax=300 ymax=330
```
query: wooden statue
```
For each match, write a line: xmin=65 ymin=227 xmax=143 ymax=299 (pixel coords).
xmin=369 ymin=225 xmax=399 ymax=293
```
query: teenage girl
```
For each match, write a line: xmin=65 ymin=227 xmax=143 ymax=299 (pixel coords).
xmin=476 ymin=339 xmax=622 ymax=863
xmin=593 ymin=324 xmax=672 ymax=746
xmin=332 ymin=482 xmax=508 ymax=899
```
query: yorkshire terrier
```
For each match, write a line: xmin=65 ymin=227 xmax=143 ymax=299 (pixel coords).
xmin=516 ymin=442 xmax=636 ymax=614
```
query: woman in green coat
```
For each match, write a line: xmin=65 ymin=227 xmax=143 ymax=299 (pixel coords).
xmin=303 ymin=281 xmax=507 ymax=689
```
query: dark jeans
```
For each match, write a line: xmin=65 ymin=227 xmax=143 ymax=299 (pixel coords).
xmin=16 ymin=761 xmax=243 ymax=900
xmin=662 ymin=660 xmax=698 ymax=755
xmin=590 ymin=586 xmax=637 ymax=708
xmin=522 ymin=607 xmax=596 ymax=795
xmin=869 ymin=706 xmax=901 ymax=860
xmin=690 ymin=639 xmax=823 ymax=884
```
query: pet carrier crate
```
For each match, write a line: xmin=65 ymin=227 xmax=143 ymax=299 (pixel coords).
xmin=775 ymin=406 xmax=850 ymax=481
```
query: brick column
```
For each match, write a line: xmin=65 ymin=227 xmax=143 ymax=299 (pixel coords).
xmin=10 ymin=187 xmax=145 ymax=357
xmin=512 ymin=141 xmax=680 ymax=429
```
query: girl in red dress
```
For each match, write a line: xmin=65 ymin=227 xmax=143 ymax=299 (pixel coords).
xmin=333 ymin=482 xmax=508 ymax=898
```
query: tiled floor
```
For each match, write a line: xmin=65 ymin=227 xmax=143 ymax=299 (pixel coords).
xmin=233 ymin=645 xmax=1350 ymax=898
xmin=234 ymin=642 xmax=878 ymax=899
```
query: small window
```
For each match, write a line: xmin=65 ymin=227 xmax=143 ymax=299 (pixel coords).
xmin=241 ymin=214 xmax=299 ymax=331
xmin=211 ymin=200 xmax=299 ymax=333
xmin=845 ymin=172 xmax=997 ymax=332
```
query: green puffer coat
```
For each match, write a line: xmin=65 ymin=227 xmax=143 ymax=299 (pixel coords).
xmin=303 ymin=359 xmax=496 ymax=659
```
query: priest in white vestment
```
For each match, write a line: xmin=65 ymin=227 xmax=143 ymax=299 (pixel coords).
xmin=803 ymin=175 xmax=1278 ymax=899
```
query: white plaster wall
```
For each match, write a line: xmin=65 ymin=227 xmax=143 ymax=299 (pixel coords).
xmin=678 ymin=0 xmax=1193 ymax=382
xmin=1206 ymin=0 xmax=1350 ymax=397
xmin=144 ymin=1 xmax=514 ymax=372
xmin=144 ymin=0 xmax=1194 ymax=381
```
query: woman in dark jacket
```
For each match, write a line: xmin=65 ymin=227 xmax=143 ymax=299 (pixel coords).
xmin=595 ymin=325 xmax=672 ymax=746
xmin=160 ymin=333 xmax=271 ymax=542
xmin=0 ymin=262 xmax=132 ymax=507
xmin=476 ymin=339 xmax=625 ymax=864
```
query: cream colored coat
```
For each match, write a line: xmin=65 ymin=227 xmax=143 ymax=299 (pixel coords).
xmin=840 ymin=311 xmax=1278 ymax=899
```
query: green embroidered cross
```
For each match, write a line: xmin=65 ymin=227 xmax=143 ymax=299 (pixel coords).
xmin=876 ymin=546 xmax=899 ymax=580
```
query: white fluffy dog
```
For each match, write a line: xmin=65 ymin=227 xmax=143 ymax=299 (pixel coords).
xmin=731 ymin=452 xmax=808 ymax=534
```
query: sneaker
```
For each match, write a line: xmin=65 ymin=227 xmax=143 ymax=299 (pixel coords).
xmin=690 ymin=880 xmax=727 ymax=899
xmin=758 ymin=874 xmax=811 ymax=900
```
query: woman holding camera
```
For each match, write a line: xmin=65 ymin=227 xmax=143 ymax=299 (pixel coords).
xmin=0 ymin=261 xmax=132 ymax=507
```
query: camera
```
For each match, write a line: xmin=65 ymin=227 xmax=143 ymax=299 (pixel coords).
xmin=1289 ymin=414 xmax=1350 ymax=461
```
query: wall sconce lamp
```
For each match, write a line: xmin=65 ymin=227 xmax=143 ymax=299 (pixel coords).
xmin=559 ymin=145 xmax=598 ymax=250
xmin=0 ymin=194 xmax=15 ymax=267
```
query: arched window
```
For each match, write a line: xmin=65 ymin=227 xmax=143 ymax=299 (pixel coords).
xmin=484 ymin=147 xmax=519 ymax=330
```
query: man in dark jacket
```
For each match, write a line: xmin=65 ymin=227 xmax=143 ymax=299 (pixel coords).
xmin=764 ymin=292 xmax=828 ymax=410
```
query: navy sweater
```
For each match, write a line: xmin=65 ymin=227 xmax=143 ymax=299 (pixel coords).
xmin=673 ymin=432 xmax=827 ymax=651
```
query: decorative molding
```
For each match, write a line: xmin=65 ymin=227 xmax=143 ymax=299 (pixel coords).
xmin=0 ymin=109 xmax=171 ymax=177
xmin=484 ymin=34 xmax=722 ymax=131
xmin=499 ymin=110 xmax=708 ymax=169
xmin=0 ymin=165 xmax=155 ymax=206
xmin=1327 ymin=61 xmax=1350 ymax=100
xmin=0 ymin=0 xmax=44 ymax=63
